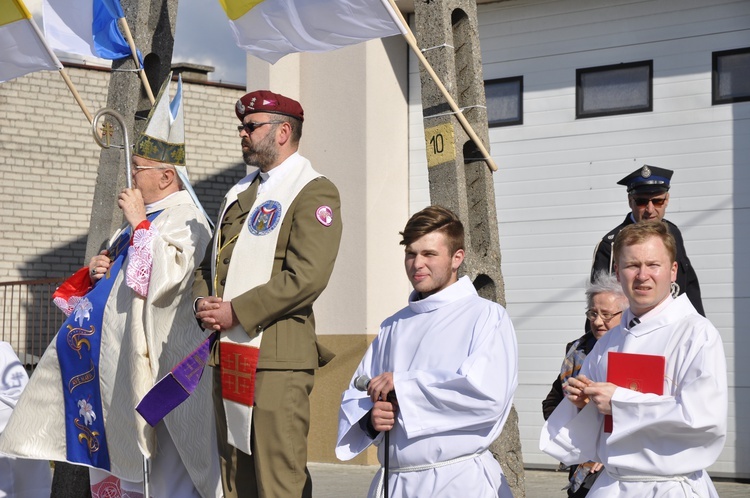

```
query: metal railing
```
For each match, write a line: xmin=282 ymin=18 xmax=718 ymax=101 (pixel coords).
xmin=0 ymin=277 xmax=66 ymax=370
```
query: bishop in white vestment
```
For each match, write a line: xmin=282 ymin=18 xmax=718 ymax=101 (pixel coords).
xmin=0 ymin=74 xmax=221 ymax=498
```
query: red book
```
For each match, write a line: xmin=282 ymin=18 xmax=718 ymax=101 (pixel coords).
xmin=604 ymin=351 xmax=665 ymax=432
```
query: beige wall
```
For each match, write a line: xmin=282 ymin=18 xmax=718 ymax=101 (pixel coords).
xmin=246 ymin=37 xmax=411 ymax=463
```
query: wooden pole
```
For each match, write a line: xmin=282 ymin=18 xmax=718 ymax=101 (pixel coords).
xmin=58 ymin=69 xmax=94 ymax=124
xmin=118 ymin=17 xmax=156 ymax=105
xmin=384 ymin=0 xmax=498 ymax=172
xmin=26 ymin=16 xmax=94 ymax=123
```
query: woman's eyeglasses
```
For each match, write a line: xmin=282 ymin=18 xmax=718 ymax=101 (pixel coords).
xmin=585 ymin=310 xmax=623 ymax=322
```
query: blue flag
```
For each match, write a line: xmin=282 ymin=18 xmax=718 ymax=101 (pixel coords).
xmin=43 ymin=0 xmax=140 ymax=62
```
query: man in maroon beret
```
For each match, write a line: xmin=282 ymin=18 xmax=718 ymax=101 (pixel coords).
xmin=193 ymin=91 xmax=342 ymax=498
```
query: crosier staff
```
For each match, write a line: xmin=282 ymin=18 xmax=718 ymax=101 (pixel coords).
xmin=92 ymin=108 xmax=133 ymax=189
xmin=91 ymin=107 xmax=150 ymax=498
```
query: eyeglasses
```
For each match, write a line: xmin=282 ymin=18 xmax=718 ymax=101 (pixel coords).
xmin=132 ymin=165 xmax=172 ymax=172
xmin=237 ymin=121 xmax=284 ymax=134
xmin=631 ymin=196 xmax=667 ymax=207
xmin=585 ymin=310 xmax=623 ymax=322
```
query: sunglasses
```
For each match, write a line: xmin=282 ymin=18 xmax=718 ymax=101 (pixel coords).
xmin=236 ymin=121 xmax=284 ymax=134
xmin=632 ymin=196 xmax=667 ymax=207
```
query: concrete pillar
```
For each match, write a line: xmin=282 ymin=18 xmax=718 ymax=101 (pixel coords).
xmin=85 ymin=0 xmax=179 ymax=260
xmin=412 ymin=1 xmax=526 ymax=495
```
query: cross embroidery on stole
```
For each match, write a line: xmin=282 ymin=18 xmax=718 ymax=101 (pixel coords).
xmin=220 ymin=343 xmax=259 ymax=406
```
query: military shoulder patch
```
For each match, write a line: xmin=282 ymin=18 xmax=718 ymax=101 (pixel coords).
xmin=316 ymin=205 xmax=333 ymax=227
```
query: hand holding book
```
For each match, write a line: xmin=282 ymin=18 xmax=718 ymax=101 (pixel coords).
xmin=581 ymin=380 xmax=618 ymax=415
xmin=603 ymin=351 xmax=665 ymax=432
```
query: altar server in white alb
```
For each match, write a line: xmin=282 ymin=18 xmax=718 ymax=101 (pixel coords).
xmin=540 ymin=221 xmax=727 ymax=497
xmin=0 ymin=342 xmax=52 ymax=497
xmin=0 ymin=74 xmax=221 ymax=498
xmin=336 ymin=206 xmax=518 ymax=498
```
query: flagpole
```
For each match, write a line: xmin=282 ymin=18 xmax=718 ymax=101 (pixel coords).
xmin=26 ymin=16 xmax=94 ymax=123
xmin=117 ymin=18 xmax=156 ymax=105
xmin=384 ymin=0 xmax=498 ymax=173
xmin=57 ymin=68 xmax=94 ymax=123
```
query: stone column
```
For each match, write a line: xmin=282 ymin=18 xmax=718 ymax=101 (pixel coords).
xmin=85 ymin=0 xmax=179 ymax=260
xmin=412 ymin=1 xmax=526 ymax=495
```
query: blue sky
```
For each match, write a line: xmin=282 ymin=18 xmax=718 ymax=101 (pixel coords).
xmin=173 ymin=0 xmax=246 ymax=84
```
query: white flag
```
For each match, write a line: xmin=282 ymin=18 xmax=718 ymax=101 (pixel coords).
xmin=0 ymin=0 xmax=62 ymax=83
xmin=218 ymin=0 xmax=406 ymax=64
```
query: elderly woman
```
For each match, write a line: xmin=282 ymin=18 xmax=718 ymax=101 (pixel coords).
xmin=541 ymin=271 xmax=628 ymax=497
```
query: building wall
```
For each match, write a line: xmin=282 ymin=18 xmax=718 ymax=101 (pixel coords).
xmin=0 ymin=66 xmax=247 ymax=282
xmin=408 ymin=0 xmax=749 ymax=477
xmin=0 ymin=68 xmax=107 ymax=280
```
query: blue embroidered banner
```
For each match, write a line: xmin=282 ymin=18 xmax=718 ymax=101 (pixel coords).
xmin=56 ymin=213 xmax=160 ymax=469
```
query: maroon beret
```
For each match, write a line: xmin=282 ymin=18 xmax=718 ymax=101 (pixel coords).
xmin=235 ymin=90 xmax=304 ymax=122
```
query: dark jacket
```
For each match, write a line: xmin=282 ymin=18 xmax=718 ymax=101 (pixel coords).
xmin=590 ymin=214 xmax=704 ymax=316
xmin=542 ymin=331 xmax=598 ymax=421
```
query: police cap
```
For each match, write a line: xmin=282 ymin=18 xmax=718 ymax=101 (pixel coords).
xmin=617 ymin=165 xmax=673 ymax=194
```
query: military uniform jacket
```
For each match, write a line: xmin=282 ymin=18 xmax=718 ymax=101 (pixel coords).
xmin=193 ymin=169 xmax=342 ymax=370
xmin=591 ymin=214 xmax=704 ymax=316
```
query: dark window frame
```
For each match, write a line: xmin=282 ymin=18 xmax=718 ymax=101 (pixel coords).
xmin=485 ymin=76 xmax=523 ymax=128
xmin=712 ymin=47 xmax=750 ymax=105
xmin=576 ymin=60 xmax=653 ymax=119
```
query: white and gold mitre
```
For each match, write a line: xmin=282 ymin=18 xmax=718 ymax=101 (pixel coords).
xmin=134 ymin=72 xmax=185 ymax=166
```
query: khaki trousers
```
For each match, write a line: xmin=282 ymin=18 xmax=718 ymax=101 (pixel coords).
xmin=214 ymin=368 xmax=315 ymax=498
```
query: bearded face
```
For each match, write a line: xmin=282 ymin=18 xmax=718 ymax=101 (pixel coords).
xmin=241 ymin=121 xmax=280 ymax=171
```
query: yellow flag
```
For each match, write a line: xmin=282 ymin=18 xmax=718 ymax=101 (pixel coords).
xmin=0 ymin=0 xmax=62 ymax=83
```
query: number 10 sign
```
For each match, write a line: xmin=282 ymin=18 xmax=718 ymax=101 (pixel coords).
xmin=425 ymin=123 xmax=456 ymax=168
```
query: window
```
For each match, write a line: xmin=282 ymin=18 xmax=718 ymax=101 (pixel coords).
xmin=485 ymin=76 xmax=523 ymax=127
xmin=713 ymin=48 xmax=750 ymax=104
xmin=576 ymin=61 xmax=652 ymax=118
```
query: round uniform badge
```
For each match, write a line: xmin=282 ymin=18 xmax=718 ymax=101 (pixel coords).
xmin=249 ymin=200 xmax=282 ymax=235
xmin=316 ymin=205 xmax=333 ymax=227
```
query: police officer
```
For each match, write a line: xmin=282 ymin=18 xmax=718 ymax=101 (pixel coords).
xmin=591 ymin=165 xmax=704 ymax=316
